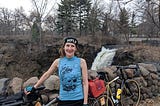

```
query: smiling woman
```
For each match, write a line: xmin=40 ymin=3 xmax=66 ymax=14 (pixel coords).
xmin=0 ymin=0 xmax=32 ymax=12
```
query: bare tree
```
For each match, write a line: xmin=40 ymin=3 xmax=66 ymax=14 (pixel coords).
xmin=101 ymin=0 xmax=115 ymax=36
xmin=44 ymin=15 xmax=56 ymax=35
xmin=131 ymin=0 xmax=159 ymax=37
xmin=0 ymin=8 xmax=13 ymax=35
xmin=30 ymin=0 xmax=58 ymax=48
xmin=13 ymin=7 xmax=29 ymax=35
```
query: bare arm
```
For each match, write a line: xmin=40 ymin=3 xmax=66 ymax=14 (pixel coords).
xmin=81 ymin=58 xmax=88 ymax=104
xmin=34 ymin=58 xmax=59 ymax=88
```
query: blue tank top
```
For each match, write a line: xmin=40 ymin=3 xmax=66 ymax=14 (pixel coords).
xmin=58 ymin=56 xmax=84 ymax=100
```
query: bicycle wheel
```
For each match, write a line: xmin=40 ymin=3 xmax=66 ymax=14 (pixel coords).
xmin=120 ymin=79 xmax=140 ymax=106
xmin=88 ymin=97 xmax=100 ymax=106
xmin=98 ymin=95 xmax=114 ymax=106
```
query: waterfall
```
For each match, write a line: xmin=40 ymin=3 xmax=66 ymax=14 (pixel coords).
xmin=91 ymin=46 xmax=117 ymax=70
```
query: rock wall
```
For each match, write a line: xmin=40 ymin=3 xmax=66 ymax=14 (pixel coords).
xmin=0 ymin=63 xmax=159 ymax=102
xmin=0 ymin=38 xmax=97 ymax=80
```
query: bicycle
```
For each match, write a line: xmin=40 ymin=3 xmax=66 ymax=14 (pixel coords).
xmin=0 ymin=86 xmax=45 ymax=106
xmin=97 ymin=65 xmax=141 ymax=106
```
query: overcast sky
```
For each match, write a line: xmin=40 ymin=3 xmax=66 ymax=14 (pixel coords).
xmin=0 ymin=0 xmax=111 ymax=11
xmin=0 ymin=0 xmax=130 ymax=13
xmin=0 ymin=0 xmax=32 ymax=11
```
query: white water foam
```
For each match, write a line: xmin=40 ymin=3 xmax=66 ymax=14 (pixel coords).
xmin=91 ymin=46 xmax=117 ymax=70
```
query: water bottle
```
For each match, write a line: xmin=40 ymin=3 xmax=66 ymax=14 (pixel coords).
xmin=116 ymin=88 xmax=122 ymax=99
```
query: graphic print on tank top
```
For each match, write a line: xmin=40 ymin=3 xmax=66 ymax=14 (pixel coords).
xmin=60 ymin=65 xmax=80 ymax=91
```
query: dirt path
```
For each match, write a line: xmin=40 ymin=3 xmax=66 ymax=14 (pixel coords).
xmin=138 ymin=97 xmax=160 ymax=106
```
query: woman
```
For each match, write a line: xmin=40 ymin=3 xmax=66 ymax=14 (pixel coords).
xmin=25 ymin=37 xmax=88 ymax=106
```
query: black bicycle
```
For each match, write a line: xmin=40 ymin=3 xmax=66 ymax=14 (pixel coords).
xmin=97 ymin=65 xmax=141 ymax=106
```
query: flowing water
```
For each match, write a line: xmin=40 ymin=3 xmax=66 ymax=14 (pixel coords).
xmin=91 ymin=46 xmax=117 ymax=70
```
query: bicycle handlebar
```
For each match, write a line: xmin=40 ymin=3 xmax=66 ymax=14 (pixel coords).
xmin=116 ymin=64 xmax=139 ymax=70
xmin=113 ymin=64 xmax=141 ymax=79
xmin=114 ymin=64 xmax=140 ymax=73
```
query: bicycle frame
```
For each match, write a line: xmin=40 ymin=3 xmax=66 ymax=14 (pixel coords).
xmin=106 ymin=76 xmax=120 ymax=105
xmin=42 ymin=97 xmax=58 ymax=106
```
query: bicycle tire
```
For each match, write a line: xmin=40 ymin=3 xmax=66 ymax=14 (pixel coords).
xmin=88 ymin=97 xmax=100 ymax=106
xmin=120 ymin=79 xmax=140 ymax=106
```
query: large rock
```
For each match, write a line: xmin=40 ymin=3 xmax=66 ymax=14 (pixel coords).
xmin=43 ymin=75 xmax=60 ymax=90
xmin=8 ymin=77 xmax=23 ymax=94
xmin=139 ymin=65 xmax=150 ymax=77
xmin=139 ymin=63 xmax=157 ymax=73
xmin=124 ymin=68 xmax=135 ymax=78
xmin=88 ymin=69 xmax=98 ymax=80
xmin=23 ymin=77 xmax=39 ymax=88
xmin=150 ymin=73 xmax=159 ymax=80
xmin=97 ymin=66 xmax=117 ymax=81
xmin=0 ymin=78 xmax=10 ymax=95
xmin=0 ymin=64 xmax=6 ymax=78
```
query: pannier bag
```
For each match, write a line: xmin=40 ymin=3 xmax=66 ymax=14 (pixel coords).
xmin=88 ymin=78 xmax=106 ymax=97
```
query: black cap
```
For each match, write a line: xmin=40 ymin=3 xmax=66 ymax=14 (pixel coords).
xmin=64 ymin=37 xmax=78 ymax=46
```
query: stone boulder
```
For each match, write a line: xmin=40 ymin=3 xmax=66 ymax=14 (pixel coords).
xmin=8 ymin=77 xmax=23 ymax=94
xmin=88 ymin=69 xmax=98 ymax=80
xmin=43 ymin=75 xmax=60 ymax=90
xmin=0 ymin=78 xmax=10 ymax=95
xmin=139 ymin=63 xmax=157 ymax=73
xmin=23 ymin=77 xmax=39 ymax=88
